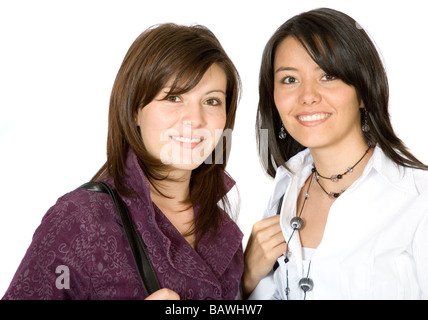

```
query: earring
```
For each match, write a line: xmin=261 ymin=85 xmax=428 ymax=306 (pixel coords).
xmin=362 ymin=108 xmax=370 ymax=132
xmin=279 ymin=124 xmax=287 ymax=139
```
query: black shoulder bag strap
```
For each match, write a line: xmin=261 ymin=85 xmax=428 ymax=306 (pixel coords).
xmin=79 ymin=181 xmax=161 ymax=295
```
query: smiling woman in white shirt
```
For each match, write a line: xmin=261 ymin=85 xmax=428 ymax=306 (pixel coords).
xmin=243 ymin=8 xmax=428 ymax=300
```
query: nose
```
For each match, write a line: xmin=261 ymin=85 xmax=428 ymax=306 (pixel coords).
xmin=181 ymin=101 xmax=205 ymax=127
xmin=299 ymin=82 xmax=321 ymax=106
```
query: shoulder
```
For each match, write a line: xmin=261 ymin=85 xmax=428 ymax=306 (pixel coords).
xmin=34 ymin=186 xmax=120 ymax=250
xmin=42 ymin=187 xmax=115 ymax=225
xmin=372 ymin=147 xmax=428 ymax=198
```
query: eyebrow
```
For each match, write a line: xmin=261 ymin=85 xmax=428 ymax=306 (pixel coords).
xmin=162 ymin=88 xmax=226 ymax=96
xmin=275 ymin=66 xmax=323 ymax=74
xmin=275 ymin=67 xmax=298 ymax=74
xmin=206 ymin=89 xmax=226 ymax=96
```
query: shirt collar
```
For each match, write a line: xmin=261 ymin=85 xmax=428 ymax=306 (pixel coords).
xmin=268 ymin=148 xmax=312 ymax=210
xmin=123 ymin=148 xmax=242 ymax=282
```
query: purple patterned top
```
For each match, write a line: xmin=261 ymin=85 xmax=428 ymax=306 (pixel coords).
xmin=3 ymin=149 xmax=243 ymax=300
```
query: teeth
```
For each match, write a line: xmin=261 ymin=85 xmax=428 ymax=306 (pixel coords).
xmin=298 ymin=113 xmax=331 ymax=122
xmin=171 ymin=136 xmax=202 ymax=143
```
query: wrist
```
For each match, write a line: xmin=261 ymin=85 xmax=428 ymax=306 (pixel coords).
xmin=241 ymin=269 xmax=258 ymax=299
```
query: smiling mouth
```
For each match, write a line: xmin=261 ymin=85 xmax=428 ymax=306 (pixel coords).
xmin=171 ymin=136 xmax=203 ymax=143
xmin=297 ymin=112 xmax=331 ymax=122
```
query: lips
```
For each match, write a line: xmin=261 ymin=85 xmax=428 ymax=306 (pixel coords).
xmin=170 ymin=135 xmax=205 ymax=149
xmin=171 ymin=136 xmax=202 ymax=143
xmin=296 ymin=112 xmax=331 ymax=127
xmin=297 ymin=112 xmax=331 ymax=122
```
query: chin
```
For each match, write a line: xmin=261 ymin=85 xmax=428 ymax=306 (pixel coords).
xmin=170 ymin=162 xmax=202 ymax=171
xmin=293 ymin=136 xmax=331 ymax=150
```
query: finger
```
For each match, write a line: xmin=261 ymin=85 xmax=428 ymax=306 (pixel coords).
xmin=271 ymin=240 xmax=289 ymax=259
xmin=145 ymin=288 xmax=180 ymax=300
xmin=251 ymin=219 xmax=283 ymax=244
xmin=245 ymin=230 xmax=286 ymax=267
xmin=252 ymin=215 xmax=281 ymax=233
xmin=254 ymin=231 xmax=287 ymax=261
xmin=263 ymin=229 xmax=287 ymax=250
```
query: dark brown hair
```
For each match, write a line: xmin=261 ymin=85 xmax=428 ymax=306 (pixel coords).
xmin=257 ymin=8 xmax=427 ymax=177
xmin=93 ymin=23 xmax=241 ymax=242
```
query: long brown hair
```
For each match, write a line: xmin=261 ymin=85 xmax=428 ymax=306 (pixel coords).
xmin=92 ymin=23 xmax=241 ymax=242
xmin=257 ymin=8 xmax=428 ymax=177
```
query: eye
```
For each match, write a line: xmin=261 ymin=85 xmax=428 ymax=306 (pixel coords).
xmin=205 ymin=98 xmax=222 ymax=106
xmin=281 ymin=76 xmax=297 ymax=84
xmin=321 ymin=74 xmax=336 ymax=81
xmin=166 ymin=95 xmax=182 ymax=103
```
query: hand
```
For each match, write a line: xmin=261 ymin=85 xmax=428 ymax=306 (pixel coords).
xmin=242 ymin=215 xmax=287 ymax=298
xmin=145 ymin=288 xmax=180 ymax=300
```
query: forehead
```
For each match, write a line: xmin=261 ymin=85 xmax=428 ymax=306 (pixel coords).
xmin=274 ymin=36 xmax=318 ymax=70
xmin=163 ymin=63 xmax=227 ymax=93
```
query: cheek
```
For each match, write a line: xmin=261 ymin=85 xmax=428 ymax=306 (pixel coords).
xmin=138 ymin=113 xmax=171 ymax=152
xmin=219 ymin=113 xmax=227 ymax=129
xmin=216 ymin=114 xmax=227 ymax=134
xmin=274 ymin=91 xmax=295 ymax=127
xmin=274 ymin=88 xmax=293 ymax=112
xmin=140 ymin=126 xmax=159 ymax=153
xmin=328 ymin=90 xmax=361 ymax=120
xmin=273 ymin=87 xmax=282 ymax=108
xmin=207 ymin=114 xmax=227 ymax=147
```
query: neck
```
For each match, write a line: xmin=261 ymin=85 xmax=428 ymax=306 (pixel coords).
xmin=149 ymin=169 xmax=196 ymax=248
xmin=310 ymin=140 xmax=371 ymax=178
xmin=309 ymin=139 xmax=374 ymax=197
xmin=149 ymin=169 xmax=192 ymax=210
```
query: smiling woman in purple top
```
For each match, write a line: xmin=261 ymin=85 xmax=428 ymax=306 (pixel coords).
xmin=3 ymin=23 xmax=243 ymax=300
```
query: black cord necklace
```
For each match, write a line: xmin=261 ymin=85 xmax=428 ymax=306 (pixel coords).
xmin=284 ymin=172 xmax=314 ymax=263
xmin=313 ymin=146 xmax=371 ymax=182
xmin=283 ymin=172 xmax=315 ymax=300
xmin=313 ymin=146 xmax=372 ymax=199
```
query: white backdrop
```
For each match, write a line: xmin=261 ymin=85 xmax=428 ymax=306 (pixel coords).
xmin=1 ymin=0 xmax=427 ymax=296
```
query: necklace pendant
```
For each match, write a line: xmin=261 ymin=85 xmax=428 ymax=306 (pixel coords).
xmin=330 ymin=174 xmax=343 ymax=182
xmin=328 ymin=192 xmax=340 ymax=199
xmin=290 ymin=217 xmax=304 ymax=230
xmin=299 ymin=277 xmax=314 ymax=292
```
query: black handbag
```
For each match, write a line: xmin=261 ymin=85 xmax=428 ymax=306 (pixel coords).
xmin=79 ymin=181 xmax=161 ymax=296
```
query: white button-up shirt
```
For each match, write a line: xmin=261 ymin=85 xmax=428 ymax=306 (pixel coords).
xmin=249 ymin=146 xmax=428 ymax=299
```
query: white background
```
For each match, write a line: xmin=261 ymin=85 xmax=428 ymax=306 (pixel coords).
xmin=1 ymin=0 xmax=427 ymax=296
